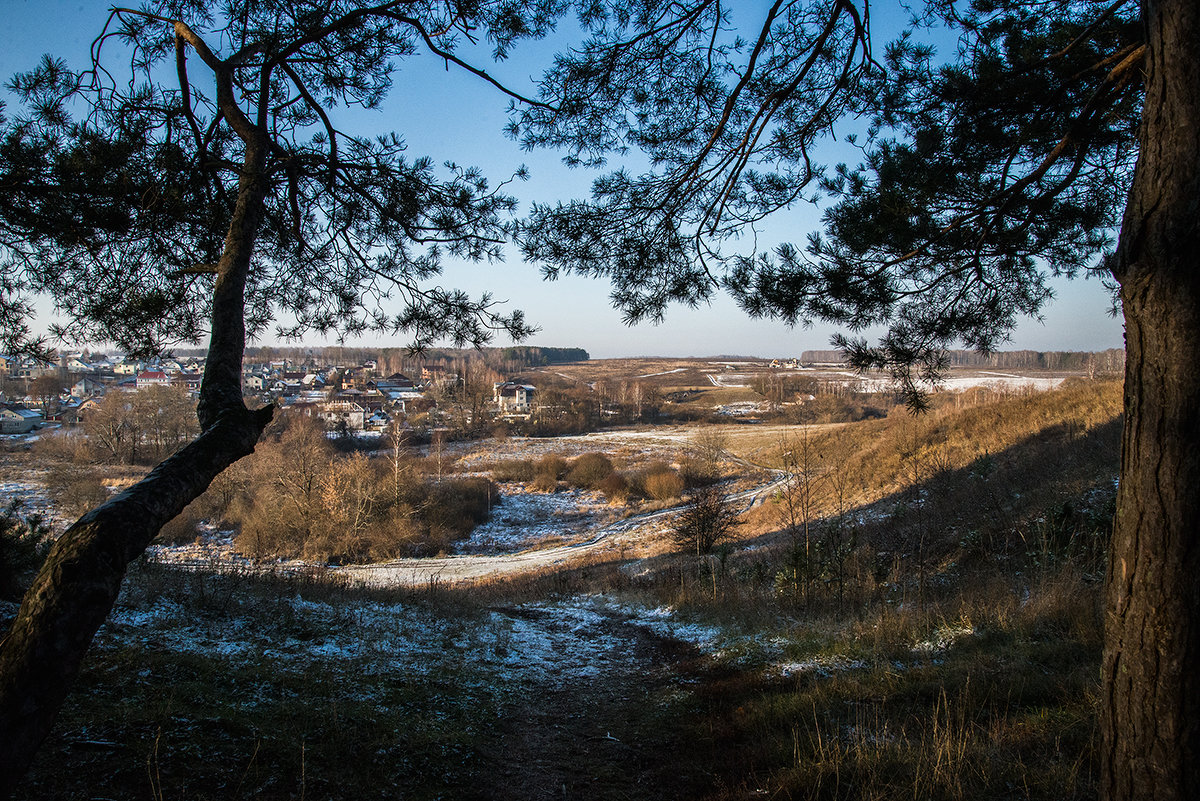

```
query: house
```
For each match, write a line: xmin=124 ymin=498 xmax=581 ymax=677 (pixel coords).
xmin=136 ymin=370 xmax=171 ymax=390
xmin=170 ymin=373 xmax=203 ymax=395
xmin=364 ymin=409 xmax=392 ymax=432
xmin=9 ymin=359 xmax=57 ymax=380
xmin=58 ymin=398 xmax=98 ymax=426
xmin=494 ymin=381 xmax=537 ymax=414
xmin=317 ymin=400 xmax=366 ymax=432
xmin=71 ymin=376 xmax=110 ymax=398
xmin=0 ymin=403 xmax=44 ymax=434
xmin=371 ymin=373 xmax=425 ymax=406
xmin=374 ymin=372 xmax=417 ymax=390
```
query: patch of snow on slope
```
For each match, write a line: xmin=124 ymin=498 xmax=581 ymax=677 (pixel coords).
xmin=456 ymin=484 xmax=613 ymax=554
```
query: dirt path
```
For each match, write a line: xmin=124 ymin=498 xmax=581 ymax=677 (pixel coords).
xmin=479 ymin=605 xmax=713 ymax=801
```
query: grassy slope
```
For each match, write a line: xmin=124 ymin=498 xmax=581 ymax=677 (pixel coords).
xmin=665 ymin=380 xmax=1120 ymax=799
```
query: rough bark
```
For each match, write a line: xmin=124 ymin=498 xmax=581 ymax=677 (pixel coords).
xmin=198 ymin=137 xmax=267 ymax=428
xmin=0 ymin=404 xmax=272 ymax=797
xmin=1103 ymin=1 xmax=1200 ymax=798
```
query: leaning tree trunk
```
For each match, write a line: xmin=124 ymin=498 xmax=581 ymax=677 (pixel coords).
xmin=1102 ymin=1 xmax=1200 ymax=798
xmin=0 ymin=134 xmax=274 ymax=798
xmin=0 ymin=407 xmax=272 ymax=796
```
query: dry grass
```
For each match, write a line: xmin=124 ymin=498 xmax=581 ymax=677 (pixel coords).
xmin=458 ymin=378 xmax=1118 ymax=799
xmin=806 ymin=379 xmax=1121 ymax=501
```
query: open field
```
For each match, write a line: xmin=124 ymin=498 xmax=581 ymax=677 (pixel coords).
xmin=529 ymin=356 xmax=1100 ymax=393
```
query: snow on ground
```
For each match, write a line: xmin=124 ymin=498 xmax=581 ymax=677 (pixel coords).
xmin=706 ymin=372 xmax=753 ymax=388
xmin=0 ymin=478 xmax=55 ymax=520
xmin=0 ymin=472 xmax=73 ymax=529
xmin=638 ymin=367 xmax=690 ymax=378
xmin=569 ymin=428 xmax=697 ymax=445
xmin=455 ymin=430 xmax=694 ymax=469
xmin=90 ymin=592 xmax=688 ymax=691
xmin=145 ymin=525 xmax=256 ymax=565
xmin=772 ymin=655 xmax=869 ymax=678
xmin=912 ymin=623 xmax=976 ymax=655
xmin=46 ymin=579 xmax=980 ymax=710
xmin=714 ymin=401 xmax=773 ymax=417
xmin=852 ymin=375 xmax=1067 ymax=393
xmin=455 ymin=483 xmax=617 ymax=554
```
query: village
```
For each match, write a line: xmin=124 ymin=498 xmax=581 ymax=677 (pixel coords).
xmin=0 ymin=350 xmax=546 ymax=439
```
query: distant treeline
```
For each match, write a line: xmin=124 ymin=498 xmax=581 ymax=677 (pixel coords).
xmin=496 ymin=346 xmax=589 ymax=366
xmin=801 ymin=348 xmax=1124 ymax=371
xmin=235 ymin=345 xmax=588 ymax=371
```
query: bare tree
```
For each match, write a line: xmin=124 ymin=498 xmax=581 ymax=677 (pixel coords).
xmin=673 ymin=485 xmax=739 ymax=557
xmin=775 ymin=428 xmax=822 ymax=605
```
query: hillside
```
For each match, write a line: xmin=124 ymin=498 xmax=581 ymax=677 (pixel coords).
xmin=1 ymin=378 xmax=1121 ymax=799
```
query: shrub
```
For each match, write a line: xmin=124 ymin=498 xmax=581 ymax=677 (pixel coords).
xmin=531 ymin=471 xmax=559 ymax=493
xmin=597 ymin=471 xmax=630 ymax=502
xmin=33 ymin=428 xmax=95 ymax=464
xmin=157 ymin=499 xmax=205 ymax=545
xmin=673 ymin=486 xmax=739 ymax=555
xmin=490 ymin=459 xmax=535 ymax=482
xmin=566 ymin=452 xmax=614 ymax=489
xmin=536 ymin=453 xmax=569 ymax=480
xmin=679 ymin=455 xmax=719 ymax=488
xmin=641 ymin=468 xmax=685 ymax=501
xmin=42 ymin=464 xmax=109 ymax=518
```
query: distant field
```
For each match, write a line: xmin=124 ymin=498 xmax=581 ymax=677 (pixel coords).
xmin=531 ymin=357 xmax=1099 ymax=391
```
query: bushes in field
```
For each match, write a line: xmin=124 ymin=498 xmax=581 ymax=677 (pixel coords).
xmin=570 ymin=454 xmax=685 ymax=503
xmin=172 ymin=414 xmax=497 ymax=563
xmin=635 ymin=462 xmax=686 ymax=500
xmin=596 ymin=471 xmax=630 ymax=502
xmin=488 ymin=459 xmax=535 ymax=482
xmin=42 ymin=464 xmax=109 ymax=518
xmin=487 ymin=450 xmax=686 ymax=504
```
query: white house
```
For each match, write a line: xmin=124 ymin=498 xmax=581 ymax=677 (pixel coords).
xmin=135 ymin=370 xmax=171 ymax=390
xmin=71 ymin=376 xmax=109 ymax=398
xmin=493 ymin=381 xmax=537 ymax=414
xmin=317 ymin=400 xmax=366 ymax=432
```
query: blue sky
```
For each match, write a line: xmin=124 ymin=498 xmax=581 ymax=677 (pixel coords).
xmin=1 ymin=1 xmax=1126 ymax=358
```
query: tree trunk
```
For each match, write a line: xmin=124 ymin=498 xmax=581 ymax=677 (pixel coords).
xmin=0 ymin=117 xmax=272 ymax=796
xmin=0 ymin=406 xmax=271 ymax=797
xmin=1103 ymin=1 xmax=1200 ymax=798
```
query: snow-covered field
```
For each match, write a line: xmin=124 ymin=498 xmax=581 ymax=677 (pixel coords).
xmin=834 ymin=372 xmax=1068 ymax=394
xmin=714 ymin=400 xmax=774 ymax=417
xmin=0 ymin=478 xmax=55 ymax=521
xmin=455 ymin=483 xmax=617 ymax=554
